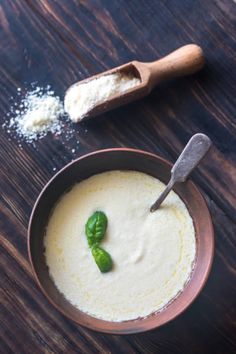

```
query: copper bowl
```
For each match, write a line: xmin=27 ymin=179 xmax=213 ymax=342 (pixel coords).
xmin=28 ymin=148 xmax=214 ymax=334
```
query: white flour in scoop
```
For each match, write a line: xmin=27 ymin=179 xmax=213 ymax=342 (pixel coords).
xmin=64 ymin=72 xmax=141 ymax=122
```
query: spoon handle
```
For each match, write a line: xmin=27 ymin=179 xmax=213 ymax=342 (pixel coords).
xmin=150 ymin=133 xmax=212 ymax=212
xmin=145 ymin=44 xmax=205 ymax=88
xmin=171 ymin=133 xmax=212 ymax=182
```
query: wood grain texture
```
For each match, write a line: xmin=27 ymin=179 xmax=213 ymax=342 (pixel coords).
xmin=0 ymin=0 xmax=235 ymax=353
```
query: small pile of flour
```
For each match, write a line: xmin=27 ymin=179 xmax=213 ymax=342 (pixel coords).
xmin=8 ymin=87 xmax=64 ymax=142
xmin=64 ymin=71 xmax=141 ymax=122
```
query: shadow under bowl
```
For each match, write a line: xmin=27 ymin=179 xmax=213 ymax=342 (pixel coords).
xmin=28 ymin=148 xmax=214 ymax=334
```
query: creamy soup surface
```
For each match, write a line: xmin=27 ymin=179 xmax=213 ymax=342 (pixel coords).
xmin=44 ymin=171 xmax=196 ymax=322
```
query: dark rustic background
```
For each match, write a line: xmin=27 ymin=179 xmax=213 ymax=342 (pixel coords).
xmin=1 ymin=0 xmax=236 ymax=353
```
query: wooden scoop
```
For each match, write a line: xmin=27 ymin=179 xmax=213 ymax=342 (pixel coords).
xmin=65 ymin=44 xmax=204 ymax=121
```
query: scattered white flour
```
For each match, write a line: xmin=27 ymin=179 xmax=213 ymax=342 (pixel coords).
xmin=64 ymin=71 xmax=141 ymax=122
xmin=7 ymin=87 xmax=64 ymax=142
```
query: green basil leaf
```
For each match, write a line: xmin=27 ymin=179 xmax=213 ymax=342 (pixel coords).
xmin=91 ymin=245 xmax=113 ymax=273
xmin=85 ymin=211 xmax=108 ymax=247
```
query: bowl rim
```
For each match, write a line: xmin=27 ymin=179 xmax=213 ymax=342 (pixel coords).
xmin=28 ymin=147 xmax=214 ymax=334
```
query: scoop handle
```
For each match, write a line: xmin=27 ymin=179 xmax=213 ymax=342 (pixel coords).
xmin=145 ymin=44 xmax=205 ymax=88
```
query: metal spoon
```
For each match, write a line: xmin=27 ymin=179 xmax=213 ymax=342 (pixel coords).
xmin=150 ymin=133 xmax=212 ymax=212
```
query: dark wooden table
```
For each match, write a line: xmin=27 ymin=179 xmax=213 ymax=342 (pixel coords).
xmin=1 ymin=1 xmax=236 ymax=353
